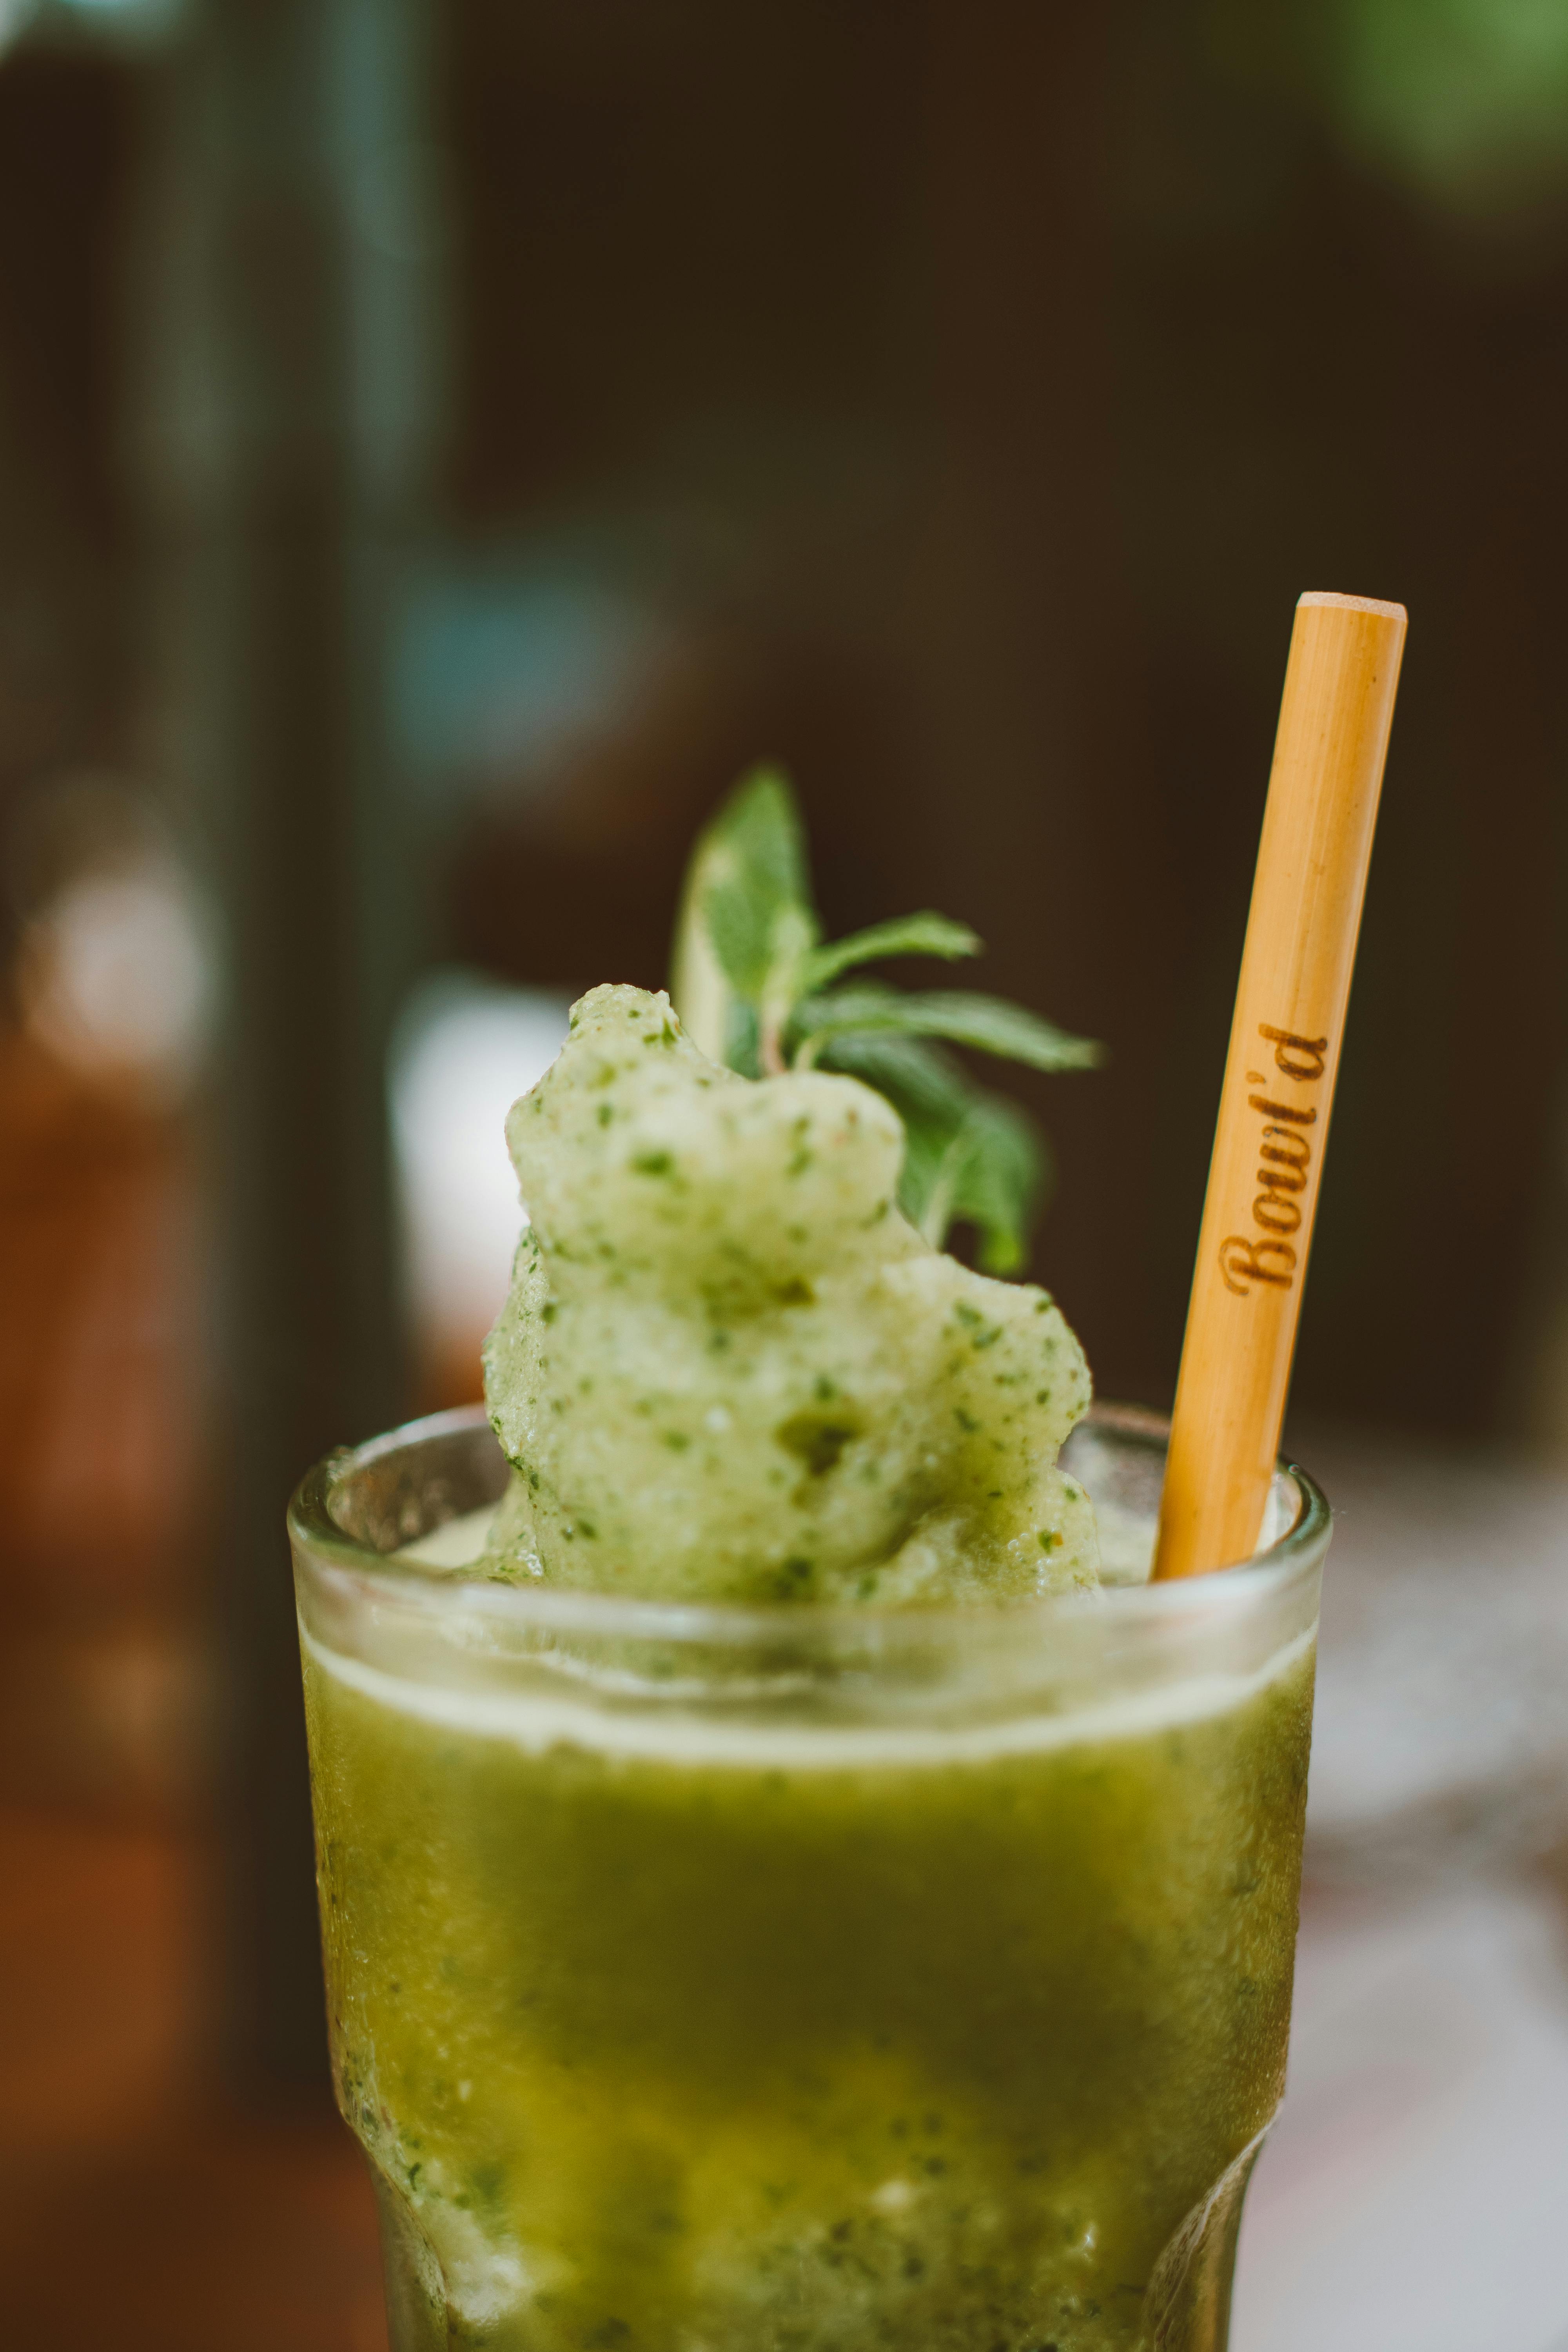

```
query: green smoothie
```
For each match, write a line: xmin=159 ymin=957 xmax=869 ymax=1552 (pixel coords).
xmin=292 ymin=982 xmax=1324 ymax=2351
xmin=301 ymin=1586 xmax=1312 ymax=2352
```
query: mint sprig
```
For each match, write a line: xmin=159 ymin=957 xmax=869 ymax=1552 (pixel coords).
xmin=668 ymin=766 xmax=1102 ymax=1273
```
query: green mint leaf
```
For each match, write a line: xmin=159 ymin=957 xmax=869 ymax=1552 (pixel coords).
xmin=800 ymin=913 xmax=981 ymax=995
xmin=723 ymin=998 xmax=762 ymax=1081
xmin=816 ymin=1031 xmax=973 ymax=1125
xmin=946 ymin=1096 xmax=1050 ymax=1275
xmin=669 ymin=766 xmax=817 ymax=1071
xmin=670 ymin=824 xmax=740 ymax=1063
xmin=699 ymin=766 xmax=815 ymax=998
xmin=901 ymin=1099 xmax=1042 ymax=1271
xmin=818 ymin=1033 xmax=1047 ymax=1270
xmin=791 ymin=985 xmax=1102 ymax=1073
xmin=893 ymin=1107 xmax=961 ymax=1243
xmin=818 ymin=1034 xmax=975 ymax=1241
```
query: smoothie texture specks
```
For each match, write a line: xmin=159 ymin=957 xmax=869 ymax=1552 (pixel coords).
xmin=482 ymin=984 xmax=1097 ymax=1603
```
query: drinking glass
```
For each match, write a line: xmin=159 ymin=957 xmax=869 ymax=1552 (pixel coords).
xmin=290 ymin=1401 xmax=1328 ymax=2352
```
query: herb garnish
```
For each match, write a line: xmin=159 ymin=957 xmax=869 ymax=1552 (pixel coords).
xmin=670 ymin=766 xmax=1102 ymax=1274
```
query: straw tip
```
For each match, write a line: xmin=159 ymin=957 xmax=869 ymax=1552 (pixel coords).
xmin=1298 ymin=589 xmax=1407 ymax=624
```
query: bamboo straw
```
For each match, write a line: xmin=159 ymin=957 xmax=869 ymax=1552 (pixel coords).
xmin=1152 ymin=591 xmax=1406 ymax=1581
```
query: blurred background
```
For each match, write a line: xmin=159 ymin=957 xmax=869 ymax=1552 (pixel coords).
xmin=2 ymin=0 xmax=1568 ymax=2344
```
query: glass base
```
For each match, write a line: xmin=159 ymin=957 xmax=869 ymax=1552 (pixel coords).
xmin=368 ymin=2134 xmax=1266 ymax=2352
xmin=1143 ymin=2131 xmax=1264 ymax=2350
xmin=371 ymin=2165 xmax=446 ymax=2352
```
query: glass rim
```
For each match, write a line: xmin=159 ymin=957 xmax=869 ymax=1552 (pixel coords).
xmin=288 ymin=1399 xmax=1331 ymax=1651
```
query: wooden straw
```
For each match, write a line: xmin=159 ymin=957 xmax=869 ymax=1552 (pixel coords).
xmin=1152 ymin=591 xmax=1407 ymax=1581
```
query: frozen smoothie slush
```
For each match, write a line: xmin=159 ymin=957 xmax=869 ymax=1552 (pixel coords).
xmin=293 ymin=983 xmax=1324 ymax=2352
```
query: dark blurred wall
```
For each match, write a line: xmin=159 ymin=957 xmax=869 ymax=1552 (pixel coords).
xmin=0 ymin=51 xmax=139 ymax=867
xmin=433 ymin=0 xmax=1568 ymax=1443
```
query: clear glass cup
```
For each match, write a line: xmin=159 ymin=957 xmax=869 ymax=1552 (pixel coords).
xmin=290 ymin=1401 xmax=1328 ymax=2352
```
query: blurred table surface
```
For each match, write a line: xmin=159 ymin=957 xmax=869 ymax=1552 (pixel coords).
xmin=1236 ymin=1424 xmax=1568 ymax=2352
xmin=3 ymin=1420 xmax=1568 ymax=2348
xmin=0 ymin=1806 xmax=385 ymax=2352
